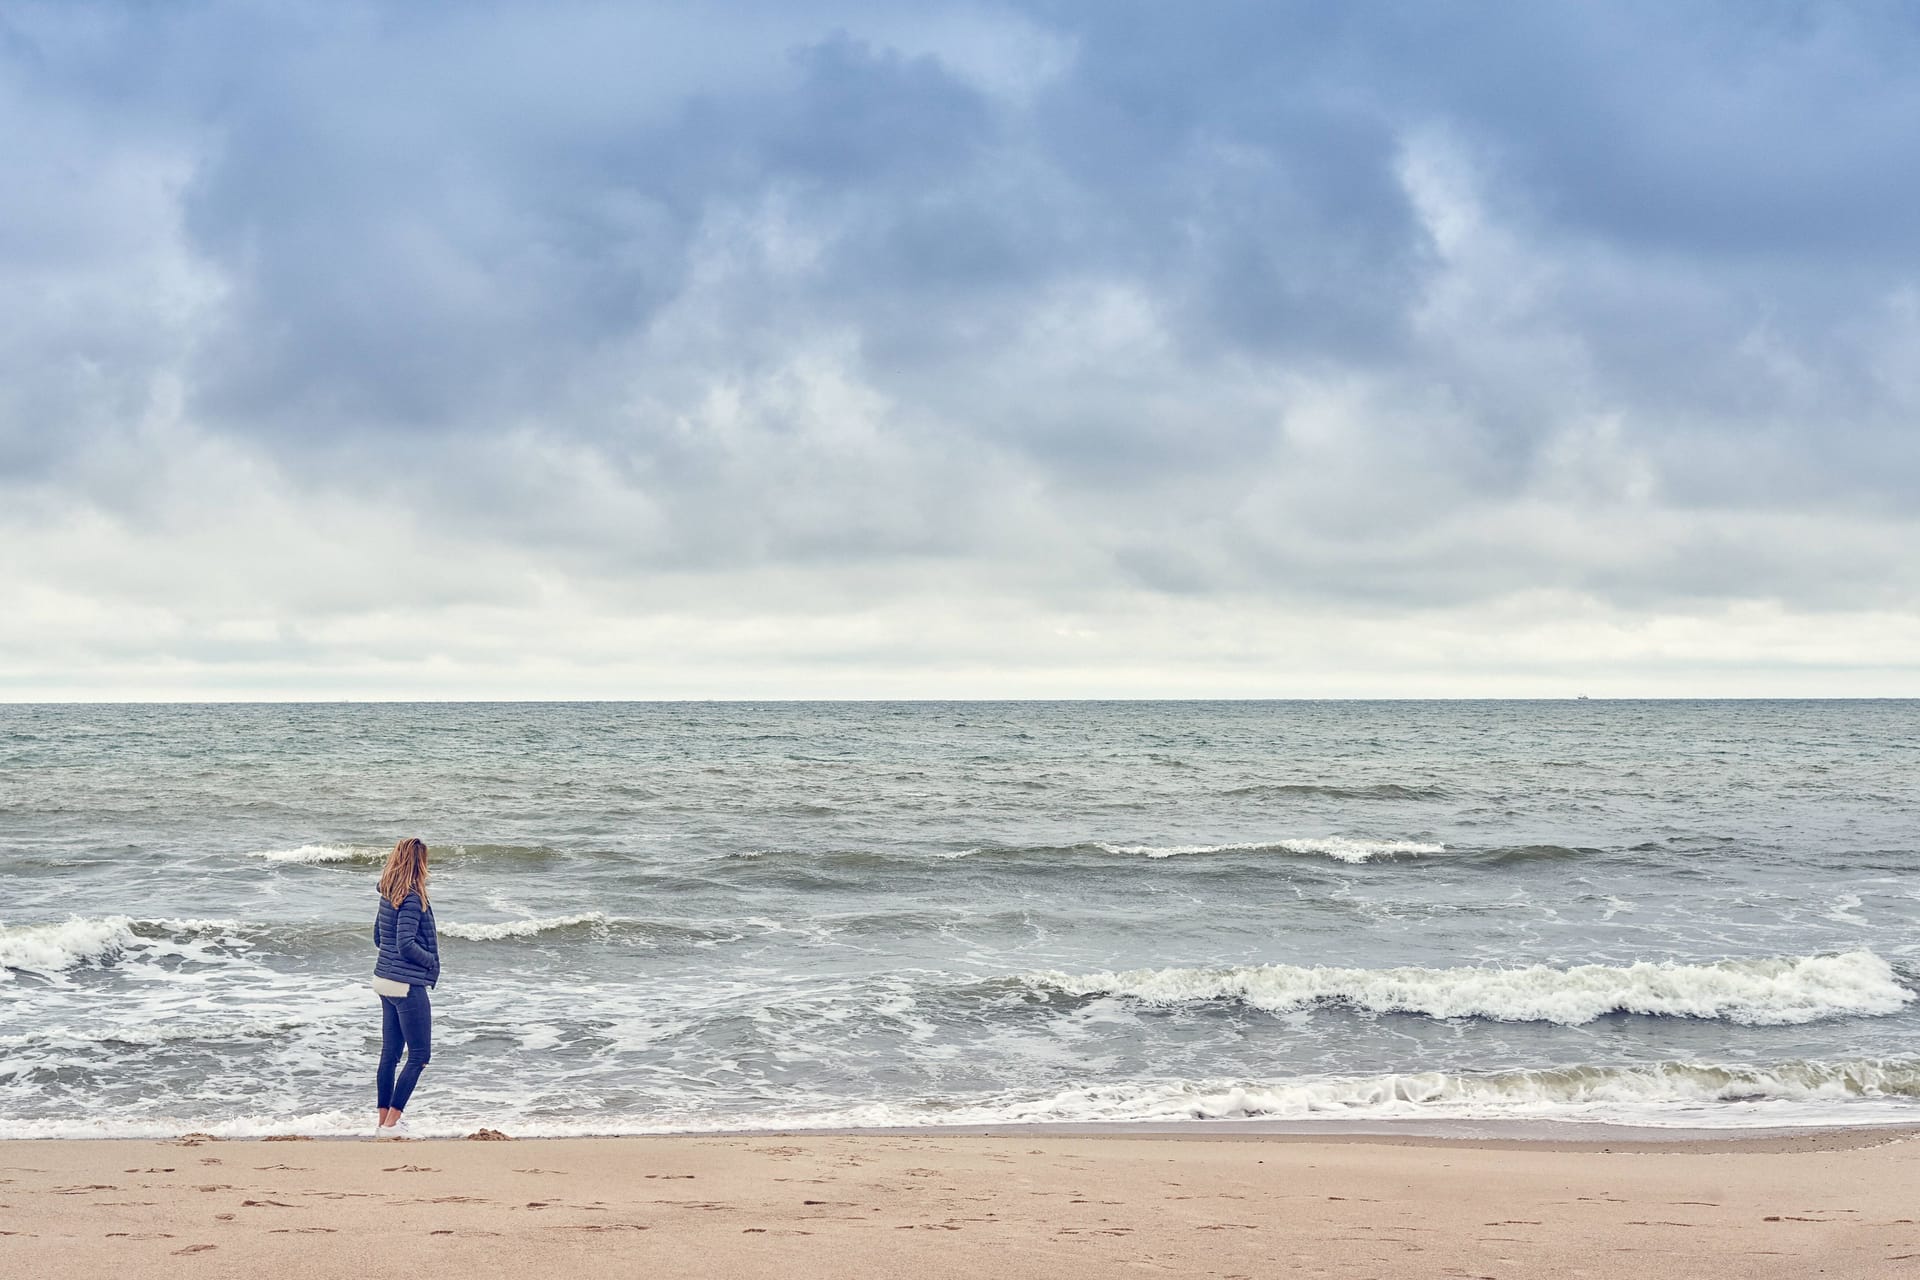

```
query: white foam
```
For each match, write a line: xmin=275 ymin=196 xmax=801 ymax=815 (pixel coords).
xmin=877 ymin=1058 xmax=1920 ymax=1127
xmin=146 ymin=917 xmax=247 ymax=933
xmin=1825 ymin=894 xmax=1870 ymax=927
xmin=245 ymin=843 xmax=383 ymax=864
xmin=440 ymin=912 xmax=609 ymax=941
xmin=1095 ymin=837 xmax=1445 ymax=863
xmin=1031 ymin=950 xmax=1915 ymax=1026
xmin=4 ymin=1058 xmax=1910 ymax=1139
xmin=0 ymin=916 xmax=139 ymax=977
xmin=0 ymin=916 xmax=256 ymax=981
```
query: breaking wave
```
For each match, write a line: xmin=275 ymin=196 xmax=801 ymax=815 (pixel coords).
xmin=245 ymin=843 xmax=383 ymax=864
xmin=439 ymin=912 xmax=609 ymax=941
xmin=245 ymin=843 xmax=563 ymax=866
xmin=0 ymin=916 xmax=247 ymax=978
xmin=1028 ymin=950 xmax=1913 ymax=1026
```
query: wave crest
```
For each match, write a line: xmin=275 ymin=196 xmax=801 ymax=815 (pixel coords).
xmin=1095 ymin=837 xmax=1444 ymax=863
xmin=245 ymin=844 xmax=382 ymax=864
xmin=0 ymin=917 xmax=139 ymax=976
xmin=440 ymin=912 xmax=609 ymax=941
xmin=1030 ymin=950 xmax=1913 ymax=1026
xmin=245 ymin=843 xmax=561 ymax=866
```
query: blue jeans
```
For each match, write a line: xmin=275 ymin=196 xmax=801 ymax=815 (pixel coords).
xmin=376 ymin=985 xmax=432 ymax=1113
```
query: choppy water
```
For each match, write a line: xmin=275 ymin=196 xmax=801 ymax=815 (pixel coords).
xmin=3 ymin=700 xmax=1917 ymax=1138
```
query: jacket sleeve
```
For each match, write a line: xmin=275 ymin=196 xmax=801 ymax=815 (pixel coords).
xmin=395 ymin=895 xmax=436 ymax=971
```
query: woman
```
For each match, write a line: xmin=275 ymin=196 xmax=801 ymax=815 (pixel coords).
xmin=372 ymin=837 xmax=440 ymax=1137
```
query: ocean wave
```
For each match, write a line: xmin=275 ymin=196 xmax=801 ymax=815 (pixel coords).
xmin=0 ymin=916 xmax=248 ymax=978
xmin=0 ymin=916 xmax=140 ymax=976
xmin=245 ymin=843 xmax=383 ymax=864
xmin=1220 ymin=783 xmax=1446 ymax=801
xmin=898 ymin=1058 xmax=1920 ymax=1126
xmin=440 ymin=912 xmax=609 ymax=941
xmin=1027 ymin=950 xmax=1914 ymax=1026
xmin=1 ymin=912 xmax=748 ymax=966
xmin=7 ymin=1058 xmax=1912 ymax=1139
xmin=1094 ymin=837 xmax=1444 ymax=863
xmin=1467 ymin=844 xmax=1597 ymax=865
xmin=245 ymin=842 xmax=562 ymax=866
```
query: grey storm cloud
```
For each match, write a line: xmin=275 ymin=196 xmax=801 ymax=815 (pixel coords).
xmin=4 ymin=0 xmax=1920 ymax=696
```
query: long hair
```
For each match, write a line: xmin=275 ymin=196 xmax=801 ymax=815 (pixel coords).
xmin=378 ymin=837 xmax=430 ymax=907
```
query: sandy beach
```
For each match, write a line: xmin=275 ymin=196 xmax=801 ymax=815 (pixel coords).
xmin=3 ymin=1128 xmax=1916 ymax=1278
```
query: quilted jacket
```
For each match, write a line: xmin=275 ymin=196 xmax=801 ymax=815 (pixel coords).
xmin=373 ymin=890 xmax=440 ymax=987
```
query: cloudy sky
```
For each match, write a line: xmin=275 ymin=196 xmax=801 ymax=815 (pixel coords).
xmin=5 ymin=1 xmax=1918 ymax=699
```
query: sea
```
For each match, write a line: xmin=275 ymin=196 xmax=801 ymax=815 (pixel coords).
xmin=2 ymin=700 xmax=1917 ymax=1139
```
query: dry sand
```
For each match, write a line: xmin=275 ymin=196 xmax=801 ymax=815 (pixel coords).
xmin=3 ymin=1128 xmax=1916 ymax=1278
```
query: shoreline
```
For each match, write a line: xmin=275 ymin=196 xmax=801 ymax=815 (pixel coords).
xmin=8 ymin=1115 xmax=1917 ymax=1152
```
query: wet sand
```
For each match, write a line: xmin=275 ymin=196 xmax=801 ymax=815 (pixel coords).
xmin=2 ymin=1128 xmax=1916 ymax=1278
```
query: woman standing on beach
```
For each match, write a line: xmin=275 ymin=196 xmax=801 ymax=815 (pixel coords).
xmin=372 ymin=837 xmax=440 ymax=1137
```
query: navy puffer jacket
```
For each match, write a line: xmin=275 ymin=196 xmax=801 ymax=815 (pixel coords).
xmin=373 ymin=891 xmax=440 ymax=987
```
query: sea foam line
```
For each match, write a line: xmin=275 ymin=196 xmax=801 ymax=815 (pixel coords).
xmin=870 ymin=1058 xmax=1920 ymax=1127
xmin=1095 ymin=837 xmax=1444 ymax=863
xmin=1029 ymin=950 xmax=1914 ymax=1026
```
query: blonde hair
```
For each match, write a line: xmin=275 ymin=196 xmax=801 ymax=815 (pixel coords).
xmin=378 ymin=837 xmax=430 ymax=907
